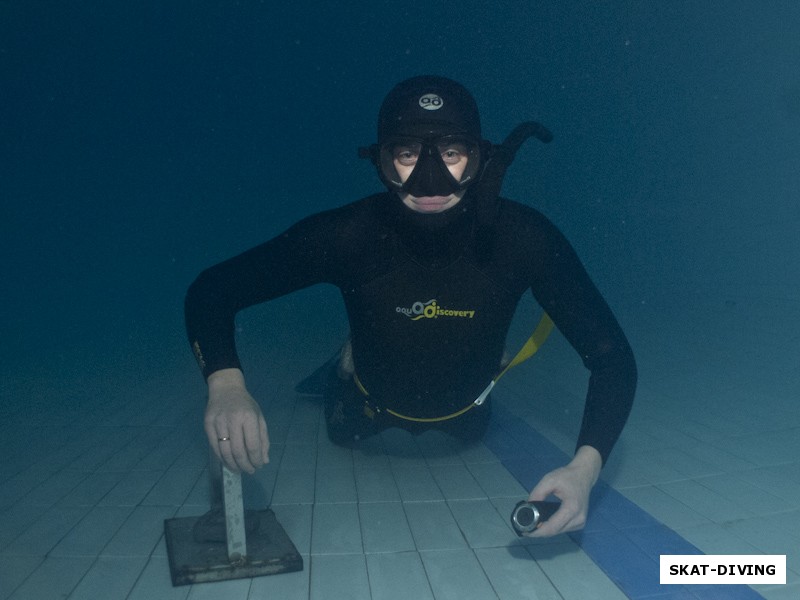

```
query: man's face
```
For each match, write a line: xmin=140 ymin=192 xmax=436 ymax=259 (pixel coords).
xmin=392 ymin=140 xmax=469 ymax=213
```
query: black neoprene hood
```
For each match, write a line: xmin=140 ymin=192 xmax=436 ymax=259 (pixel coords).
xmin=377 ymin=75 xmax=482 ymax=143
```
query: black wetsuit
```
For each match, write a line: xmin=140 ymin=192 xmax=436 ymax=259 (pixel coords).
xmin=185 ymin=190 xmax=637 ymax=463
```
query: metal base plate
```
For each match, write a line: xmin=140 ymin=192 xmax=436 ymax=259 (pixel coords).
xmin=164 ymin=508 xmax=303 ymax=586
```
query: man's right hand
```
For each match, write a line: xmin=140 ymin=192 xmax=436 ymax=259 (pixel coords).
xmin=205 ymin=368 xmax=269 ymax=474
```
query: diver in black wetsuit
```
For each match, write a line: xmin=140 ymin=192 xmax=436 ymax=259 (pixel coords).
xmin=185 ymin=76 xmax=637 ymax=538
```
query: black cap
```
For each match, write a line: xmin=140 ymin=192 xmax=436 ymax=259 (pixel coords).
xmin=377 ymin=76 xmax=482 ymax=143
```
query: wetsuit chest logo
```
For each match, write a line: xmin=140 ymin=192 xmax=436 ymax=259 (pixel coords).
xmin=395 ymin=299 xmax=476 ymax=321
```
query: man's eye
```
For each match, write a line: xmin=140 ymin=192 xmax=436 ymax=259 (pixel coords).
xmin=395 ymin=150 xmax=418 ymax=166
xmin=441 ymin=149 xmax=463 ymax=164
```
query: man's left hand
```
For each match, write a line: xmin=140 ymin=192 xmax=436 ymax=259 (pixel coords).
xmin=524 ymin=445 xmax=602 ymax=538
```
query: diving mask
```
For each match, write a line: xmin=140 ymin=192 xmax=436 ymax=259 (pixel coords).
xmin=373 ymin=134 xmax=484 ymax=197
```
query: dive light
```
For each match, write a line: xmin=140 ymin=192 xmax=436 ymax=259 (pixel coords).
xmin=510 ymin=500 xmax=561 ymax=536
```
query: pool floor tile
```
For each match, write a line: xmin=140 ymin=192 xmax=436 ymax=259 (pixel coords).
xmin=447 ymin=499 xmax=518 ymax=548
xmin=391 ymin=465 xmax=445 ymax=501
xmin=358 ymin=502 xmax=415 ymax=554
xmin=428 ymin=464 xmax=486 ymax=500
xmin=403 ymin=501 xmax=469 ymax=551
xmin=66 ymin=555 xmax=149 ymax=600
xmin=7 ymin=556 xmax=95 ymax=600
xmin=419 ymin=548 xmax=499 ymax=600
xmin=314 ymin=466 xmax=358 ymax=503
xmin=0 ymin=555 xmax=43 ymax=599
xmin=310 ymin=554 xmax=370 ymax=600
xmin=311 ymin=502 xmax=362 ymax=555
xmin=366 ymin=551 xmax=435 ymax=600
xmin=475 ymin=546 xmax=563 ymax=600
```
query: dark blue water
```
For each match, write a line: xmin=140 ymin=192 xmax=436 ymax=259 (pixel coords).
xmin=2 ymin=2 xmax=799 ymax=411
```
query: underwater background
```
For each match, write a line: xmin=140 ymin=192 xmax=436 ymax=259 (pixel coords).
xmin=1 ymin=2 xmax=799 ymax=598
xmin=0 ymin=1 xmax=800 ymax=404
xmin=3 ymin=2 xmax=798 ymax=401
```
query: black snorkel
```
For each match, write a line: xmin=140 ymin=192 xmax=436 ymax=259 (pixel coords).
xmin=472 ymin=121 xmax=553 ymax=258
xmin=476 ymin=121 xmax=554 ymax=217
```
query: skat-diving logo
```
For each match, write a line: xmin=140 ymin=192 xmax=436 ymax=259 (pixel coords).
xmin=396 ymin=299 xmax=476 ymax=321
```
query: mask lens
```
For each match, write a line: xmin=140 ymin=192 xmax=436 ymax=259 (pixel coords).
xmin=392 ymin=142 xmax=422 ymax=167
xmin=377 ymin=142 xmax=408 ymax=189
xmin=435 ymin=136 xmax=481 ymax=186
xmin=438 ymin=142 xmax=467 ymax=166
xmin=378 ymin=135 xmax=481 ymax=193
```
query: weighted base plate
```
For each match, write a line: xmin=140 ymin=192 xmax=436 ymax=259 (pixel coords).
xmin=164 ymin=508 xmax=303 ymax=586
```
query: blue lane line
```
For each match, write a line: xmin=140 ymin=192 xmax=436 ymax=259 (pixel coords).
xmin=483 ymin=402 xmax=766 ymax=600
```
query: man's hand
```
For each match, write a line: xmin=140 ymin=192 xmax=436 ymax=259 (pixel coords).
xmin=524 ymin=445 xmax=601 ymax=537
xmin=205 ymin=368 xmax=269 ymax=474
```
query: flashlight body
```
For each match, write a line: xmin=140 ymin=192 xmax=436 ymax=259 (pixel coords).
xmin=510 ymin=500 xmax=561 ymax=536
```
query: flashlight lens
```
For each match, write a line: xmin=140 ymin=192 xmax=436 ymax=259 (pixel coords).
xmin=515 ymin=505 xmax=536 ymax=528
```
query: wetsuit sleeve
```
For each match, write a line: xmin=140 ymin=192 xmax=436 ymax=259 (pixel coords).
xmin=184 ymin=212 xmax=343 ymax=379
xmin=524 ymin=213 xmax=637 ymax=465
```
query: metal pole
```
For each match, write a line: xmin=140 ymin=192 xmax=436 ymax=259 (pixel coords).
xmin=222 ymin=465 xmax=247 ymax=563
xmin=208 ymin=447 xmax=223 ymax=510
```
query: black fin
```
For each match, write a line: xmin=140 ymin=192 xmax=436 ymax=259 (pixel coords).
xmin=294 ymin=352 xmax=340 ymax=396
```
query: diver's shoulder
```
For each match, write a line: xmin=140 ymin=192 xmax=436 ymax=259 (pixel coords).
xmin=284 ymin=194 xmax=382 ymax=233
xmin=287 ymin=194 xmax=390 ymax=251
xmin=497 ymin=197 xmax=557 ymax=228
xmin=493 ymin=198 xmax=572 ymax=253
xmin=300 ymin=193 xmax=388 ymax=224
